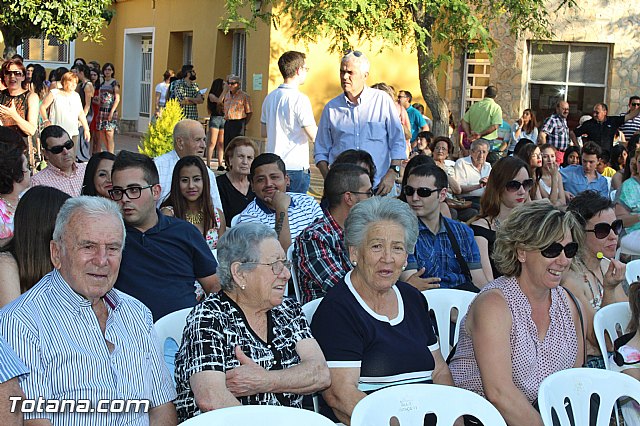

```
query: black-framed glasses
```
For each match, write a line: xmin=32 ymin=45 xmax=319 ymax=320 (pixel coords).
xmin=505 ymin=179 xmax=534 ymax=192
xmin=5 ymin=70 xmax=24 ymax=77
xmin=346 ymin=188 xmax=374 ymax=198
xmin=632 ymin=103 xmax=640 ymax=107
xmin=244 ymin=259 xmax=291 ymax=275
xmin=403 ymin=185 xmax=442 ymax=198
xmin=108 ymin=185 xmax=153 ymax=201
xmin=45 ymin=140 xmax=74 ymax=154
xmin=586 ymin=219 xmax=623 ymax=239
xmin=227 ymin=81 xmax=239 ymax=85
xmin=540 ymin=242 xmax=579 ymax=259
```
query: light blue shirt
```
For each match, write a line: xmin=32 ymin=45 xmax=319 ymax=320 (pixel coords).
xmin=314 ymin=86 xmax=407 ymax=187
xmin=0 ymin=334 xmax=28 ymax=383
xmin=559 ymin=164 xmax=609 ymax=198
xmin=0 ymin=270 xmax=176 ymax=425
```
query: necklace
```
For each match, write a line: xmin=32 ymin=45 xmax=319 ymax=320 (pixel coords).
xmin=584 ymin=268 xmax=604 ymax=309
xmin=185 ymin=210 xmax=203 ymax=225
xmin=0 ymin=196 xmax=16 ymax=210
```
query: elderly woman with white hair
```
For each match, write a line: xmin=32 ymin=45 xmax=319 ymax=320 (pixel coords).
xmin=174 ymin=223 xmax=330 ymax=423
xmin=311 ymin=196 xmax=454 ymax=425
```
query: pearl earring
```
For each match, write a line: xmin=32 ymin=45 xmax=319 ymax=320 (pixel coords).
xmin=352 ymin=260 xmax=357 ymax=267
xmin=240 ymin=284 xmax=246 ymax=290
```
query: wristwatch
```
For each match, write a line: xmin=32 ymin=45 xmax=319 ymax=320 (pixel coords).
xmin=389 ymin=165 xmax=401 ymax=176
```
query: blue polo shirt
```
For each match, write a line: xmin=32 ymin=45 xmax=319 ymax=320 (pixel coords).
xmin=407 ymin=216 xmax=481 ymax=288
xmin=406 ymin=105 xmax=427 ymax=142
xmin=115 ymin=211 xmax=217 ymax=321
xmin=559 ymin=165 xmax=609 ymax=198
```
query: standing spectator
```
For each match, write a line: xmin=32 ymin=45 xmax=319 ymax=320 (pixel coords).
xmin=96 ymin=62 xmax=120 ymax=153
xmin=0 ymin=334 xmax=28 ymax=426
xmin=560 ymin=141 xmax=609 ymax=199
xmin=206 ymin=78 xmax=226 ymax=170
xmin=31 ymin=125 xmax=87 ymax=197
xmin=619 ymin=95 xmax=640 ymax=141
xmin=28 ymin=64 xmax=48 ymax=166
xmin=39 ymin=72 xmax=90 ymax=156
xmin=509 ymin=109 xmax=538 ymax=155
xmin=74 ymin=64 xmax=95 ymax=161
xmin=154 ymin=69 xmax=174 ymax=117
xmin=88 ymin=67 xmax=102 ymax=151
xmin=261 ymin=51 xmax=317 ymax=194
xmin=0 ymin=59 xmax=38 ymax=138
xmin=539 ymin=100 xmax=576 ymax=164
xmin=174 ymin=64 xmax=204 ymax=121
xmin=575 ymin=102 xmax=640 ymax=156
xmin=461 ymin=86 xmax=503 ymax=157
xmin=413 ymin=102 xmax=433 ymax=130
xmin=222 ymin=74 xmax=252 ymax=149
xmin=397 ymin=90 xmax=428 ymax=145
xmin=371 ymin=82 xmax=412 ymax=156
xmin=314 ymin=51 xmax=406 ymax=195
xmin=216 ymin=137 xmax=257 ymax=227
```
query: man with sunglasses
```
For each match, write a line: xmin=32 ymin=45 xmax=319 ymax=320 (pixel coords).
xmin=294 ymin=164 xmax=371 ymax=303
xmin=222 ymin=74 xmax=252 ymax=150
xmin=110 ymin=150 xmax=219 ymax=322
xmin=30 ymin=125 xmax=86 ymax=196
xmin=314 ymin=50 xmax=406 ymax=196
xmin=619 ymin=95 xmax=640 ymax=141
xmin=560 ymin=141 xmax=609 ymax=200
xmin=173 ymin=64 xmax=203 ymax=121
xmin=400 ymin=164 xmax=486 ymax=291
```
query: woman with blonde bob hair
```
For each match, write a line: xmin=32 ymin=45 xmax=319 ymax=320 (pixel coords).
xmin=40 ymin=71 xmax=90 ymax=146
xmin=450 ymin=201 xmax=586 ymax=426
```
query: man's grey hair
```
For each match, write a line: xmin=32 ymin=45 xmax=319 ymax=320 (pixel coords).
xmin=53 ymin=196 xmax=125 ymax=247
xmin=344 ymin=197 xmax=418 ymax=254
xmin=216 ymin=223 xmax=278 ymax=291
xmin=342 ymin=51 xmax=370 ymax=74
xmin=470 ymin=139 xmax=490 ymax=151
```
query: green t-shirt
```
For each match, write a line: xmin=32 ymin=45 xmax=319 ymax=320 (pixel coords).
xmin=463 ymin=98 xmax=503 ymax=141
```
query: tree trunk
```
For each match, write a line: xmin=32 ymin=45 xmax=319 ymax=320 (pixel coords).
xmin=1 ymin=27 xmax=20 ymax=60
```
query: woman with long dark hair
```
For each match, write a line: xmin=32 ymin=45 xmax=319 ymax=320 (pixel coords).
xmin=207 ymin=78 xmax=227 ymax=170
xmin=81 ymin=151 xmax=116 ymax=197
xmin=510 ymin=109 xmax=538 ymax=154
xmin=96 ymin=62 xmax=120 ymax=153
xmin=515 ymin=142 xmax=543 ymax=200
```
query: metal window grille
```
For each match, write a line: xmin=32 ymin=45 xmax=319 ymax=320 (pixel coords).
xmin=21 ymin=35 xmax=69 ymax=62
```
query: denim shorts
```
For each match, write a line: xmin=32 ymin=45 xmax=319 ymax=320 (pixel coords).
xmin=209 ymin=115 xmax=225 ymax=129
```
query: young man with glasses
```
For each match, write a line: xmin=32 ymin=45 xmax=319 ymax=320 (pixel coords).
xmin=110 ymin=150 xmax=218 ymax=322
xmin=400 ymin=163 xmax=487 ymax=291
xmin=619 ymin=95 xmax=640 ymax=141
xmin=222 ymin=74 xmax=252 ymax=149
xmin=30 ymin=125 xmax=87 ymax=196
xmin=294 ymin=163 xmax=372 ymax=303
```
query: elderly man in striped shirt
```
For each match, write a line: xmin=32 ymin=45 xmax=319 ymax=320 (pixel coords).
xmin=0 ymin=196 xmax=177 ymax=426
xmin=0 ymin=334 xmax=28 ymax=426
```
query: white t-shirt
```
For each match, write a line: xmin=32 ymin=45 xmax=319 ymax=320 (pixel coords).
xmin=49 ymin=90 xmax=83 ymax=137
xmin=155 ymin=82 xmax=170 ymax=106
xmin=260 ymin=83 xmax=316 ymax=170
xmin=454 ymin=156 xmax=492 ymax=197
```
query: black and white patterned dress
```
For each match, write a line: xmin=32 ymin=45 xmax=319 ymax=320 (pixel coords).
xmin=174 ymin=291 xmax=313 ymax=422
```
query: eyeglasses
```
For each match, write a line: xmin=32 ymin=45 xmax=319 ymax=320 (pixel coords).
xmin=403 ymin=186 xmax=442 ymax=198
xmin=5 ymin=70 xmax=24 ymax=77
xmin=345 ymin=50 xmax=363 ymax=57
xmin=108 ymin=185 xmax=153 ymax=201
xmin=586 ymin=219 xmax=623 ymax=239
xmin=45 ymin=140 xmax=74 ymax=154
xmin=347 ymin=188 xmax=374 ymax=197
xmin=540 ymin=241 xmax=579 ymax=259
xmin=244 ymin=259 xmax=291 ymax=275
xmin=433 ymin=146 xmax=449 ymax=152
xmin=505 ymin=179 xmax=534 ymax=192
xmin=227 ymin=81 xmax=239 ymax=85
xmin=632 ymin=103 xmax=640 ymax=107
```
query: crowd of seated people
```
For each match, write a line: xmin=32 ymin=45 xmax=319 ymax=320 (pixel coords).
xmin=2 ymin=82 xmax=640 ymax=426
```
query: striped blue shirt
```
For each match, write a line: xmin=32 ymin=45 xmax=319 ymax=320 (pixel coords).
xmin=236 ymin=192 xmax=323 ymax=240
xmin=0 ymin=269 xmax=176 ymax=425
xmin=0 ymin=334 xmax=28 ymax=383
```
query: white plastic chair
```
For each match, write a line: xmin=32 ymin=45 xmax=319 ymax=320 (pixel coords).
xmin=538 ymin=368 xmax=640 ymax=426
xmin=422 ymin=289 xmax=476 ymax=360
xmin=286 ymin=244 xmax=302 ymax=301
xmin=350 ymin=383 xmax=507 ymax=426
xmin=625 ymin=259 xmax=640 ymax=286
xmin=154 ymin=307 xmax=192 ymax=354
xmin=615 ymin=245 xmax=640 ymax=260
xmin=593 ymin=302 xmax=631 ymax=370
xmin=178 ymin=405 xmax=336 ymax=425
xmin=301 ymin=297 xmax=323 ymax=413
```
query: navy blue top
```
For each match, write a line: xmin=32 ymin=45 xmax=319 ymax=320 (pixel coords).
xmin=115 ymin=211 xmax=218 ymax=321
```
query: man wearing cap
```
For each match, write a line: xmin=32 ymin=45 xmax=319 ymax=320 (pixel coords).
xmin=222 ymin=74 xmax=252 ymax=150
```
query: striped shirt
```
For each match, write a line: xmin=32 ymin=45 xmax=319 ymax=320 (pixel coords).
xmin=236 ymin=192 xmax=323 ymax=241
xmin=30 ymin=162 xmax=87 ymax=197
xmin=0 ymin=334 xmax=28 ymax=383
xmin=0 ymin=269 xmax=176 ymax=425
xmin=619 ymin=113 xmax=640 ymax=141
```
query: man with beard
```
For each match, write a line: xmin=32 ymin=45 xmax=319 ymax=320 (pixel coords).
xmin=174 ymin=64 xmax=204 ymax=120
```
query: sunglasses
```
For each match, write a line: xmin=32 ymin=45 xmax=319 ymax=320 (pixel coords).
xmin=403 ymin=185 xmax=442 ymax=198
xmin=5 ymin=70 xmax=24 ymax=77
xmin=632 ymin=103 xmax=640 ymax=107
xmin=45 ymin=140 xmax=74 ymax=154
xmin=226 ymin=81 xmax=239 ymax=85
xmin=345 ymin=50 xmax=363 ymax=57
xmin=586 ymin=219 xmax=623 ymax=239
xmin=540 ymin=242 xmax=579 ymax=259
xmin=505 ymin=179 xmax=534 ymax=192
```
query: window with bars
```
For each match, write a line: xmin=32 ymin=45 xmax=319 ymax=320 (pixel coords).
xmin=21 ymin=35 xmax=70 ymax=63
xmin=232 ymin=31 xmax=246 ymax=90
xmin=529 ymin=42 xmax=609 ymax=127
xmin=461 ymin=51 xmax=491 ymax=117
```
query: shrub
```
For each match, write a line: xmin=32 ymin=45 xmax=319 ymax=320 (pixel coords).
xmin=138 ymin=99 xmax=184 ymax=157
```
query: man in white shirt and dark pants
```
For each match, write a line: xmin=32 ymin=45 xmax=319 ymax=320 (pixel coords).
xmin=261 ymin=51 xmax=317 ymax=194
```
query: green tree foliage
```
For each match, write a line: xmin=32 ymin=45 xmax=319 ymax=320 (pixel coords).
xmin=222 ymin=0 xmax=575 ymax=136
xmin=0 ymin=0 xmax=114 ymax=58
xmin=139 ymin=99 xmax=184 ymax=158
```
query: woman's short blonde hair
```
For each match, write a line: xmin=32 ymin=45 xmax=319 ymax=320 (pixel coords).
xmin=492 ymin=201 xmax=584 ymax=277
xmin=61 ymin=71 xmax=79 ymax=91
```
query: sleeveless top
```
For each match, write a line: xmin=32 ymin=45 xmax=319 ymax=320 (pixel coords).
xmin=0 ymin=89 xmax=30 ymax=136
xmin=450 ymin=276 xmax=578 ymax=402
xmin=469 ymin=219 xmax=500 ymax=279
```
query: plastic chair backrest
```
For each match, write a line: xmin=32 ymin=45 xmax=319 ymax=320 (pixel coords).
xmin=154 ymin=307 xmax=191 ymax=351
xmin=302 ymin=297 xmax=323 ymax=324
xmin=177 ymin=404 xmax=336 ymax=425
xmin=287 ymin=244 xmax=302 ymax=301
xmin=593 ymin=302 xmax=631 ymax=370
xmin=422 ymin=289 xmax=476 ymax=360
xmin=625 ymin=259 xmax=640 ymax=287
xmin=538 ymin=368 xmax=640 ymax=426
xmin=350 ymin=383 xmax=507 ymax=426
